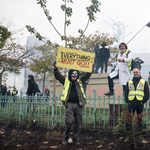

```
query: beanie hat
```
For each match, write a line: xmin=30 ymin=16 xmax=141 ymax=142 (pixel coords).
xmin=28 ymin=75 xmax=34 ymax=79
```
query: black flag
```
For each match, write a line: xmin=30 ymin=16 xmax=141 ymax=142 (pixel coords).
xmin=146 ymin=22 xmax=150 ymax=28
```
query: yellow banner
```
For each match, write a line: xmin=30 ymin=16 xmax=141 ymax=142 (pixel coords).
xmin=56 ymin=47 xmax=95 ymax=72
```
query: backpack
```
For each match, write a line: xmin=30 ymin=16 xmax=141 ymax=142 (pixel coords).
xmin=33 ymin=82 xmax=41 ymax=94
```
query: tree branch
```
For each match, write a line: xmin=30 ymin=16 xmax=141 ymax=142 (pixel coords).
xmin=72 ymin=19 xmax=90 ymax=49
xmin=42 ymin=7 xmax=62 ymax=37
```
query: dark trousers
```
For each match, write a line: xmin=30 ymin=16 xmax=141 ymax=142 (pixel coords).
xmin=94 ymin=58 xmax=101 ymax=73
xmin=13 ymin=96 xmax=17 ymax=103
xmin=1 ymin=98 xmax=6 ymax=108
xmin=126 ymin=102 xmax=143 ymax=131
xmin=64 ymin=102 xmax=83 ymax=141
xmin=27 ymin=96 xmax=35 ymax=113
xmin=108 ymin=74 xmax=126 ymax=94
xmin=100 ymin=57 xmax=108 ymax=73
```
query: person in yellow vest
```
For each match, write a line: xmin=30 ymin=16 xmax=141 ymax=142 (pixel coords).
xmin=125 ymin=68 xmax=149 ymax=131
xmin=53 ymin=61 xmax=93 ymax=146
xmin=12 ymin=87 xmax=18 ymax=103
xmin=105 ymin=42 xmax=133 ymax=96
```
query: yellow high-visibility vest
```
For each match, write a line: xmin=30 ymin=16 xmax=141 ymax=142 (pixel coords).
xmin=61 ymin=77 xmax=86 ymax=101
xmin=128 ymin=79 xmax=145 ymax=101
xmin=12 ymin=90 xmax=17 ymax=96
xmin=126 ymin=49 xmax=132 ymax=71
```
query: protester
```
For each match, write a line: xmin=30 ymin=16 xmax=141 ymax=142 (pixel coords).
xmin=12 ymin=87 xmax=18 ymax=103
xmin=26 ymin=75 xmax=40 ymax=113
xmin=0 ymin=85 xmax=7 ymax=107
xmin=94 ymin=43 xmax=101 ymax=73
xmin=44 ymin=87 xmax=50 ymax=102
xmin=133 ymin=57 xmax=144 ymax=71
xmin=125 ymin=68 xmax=149 ymax=131
xmin=7 ymin=90 xmax=11 ymax=96
xmin=80 ymin=71 xmax=89 ymax=93
xmin=53 ymin=61 xmax=93 ymax=145
xmin=99 ymin=41 xmax=110 ymax=73
xmin=105 ymin=42 xmax=133 ymax=96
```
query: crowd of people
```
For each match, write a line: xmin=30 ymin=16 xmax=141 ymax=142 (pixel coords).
xmin=0 ymin=76 xmax=50 ymax=110
xmin=0 ymin=41 xmax=150 ymax=146
xmin=52 ymin=42 xmax=150 ymax=145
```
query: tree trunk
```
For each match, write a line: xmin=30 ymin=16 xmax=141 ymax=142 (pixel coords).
xmin=42 ymin=73 xmax=45 ymax=93
xmin=0 ymin=73 xmax=3 ymax=85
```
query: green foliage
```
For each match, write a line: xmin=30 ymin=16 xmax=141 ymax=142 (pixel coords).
xmin=3 ymin=111 xmax=15 ymax=129
xmin=26 ymin=106 xmax=37 ymax=130
xmin=0 ymin=25 xmax=11 ymax=49
xmin=0 ymin=22 xmax=32 ymax=85
xmin=26 ymin=0 xmax=101 ymax=47
xmin=67 ymin=31 xmax=118 ymax=57
xmin=113 ymin=109 xmax=147 ymax=148
xmin=86 ymin=0 xmax=101 ymax=21
xmin=28 ymin=44 xmax=58 ymax=92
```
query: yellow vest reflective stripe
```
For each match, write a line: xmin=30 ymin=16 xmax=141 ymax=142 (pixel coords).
xmin=128 ymin=79 xmax=145 ymax=101
xmin=126 ymin=49 xmax=132 ymax=71
xmin=77 ymin=79 xmax=86 ymax=99
xmin=61 ymin=77 xmax=86 ymax=101
xmin=12 ymin=91 xmax=17 ymax=96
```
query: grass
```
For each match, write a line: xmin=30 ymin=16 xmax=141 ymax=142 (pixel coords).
xmin=1 ymin=96 xmax=150 ymax=130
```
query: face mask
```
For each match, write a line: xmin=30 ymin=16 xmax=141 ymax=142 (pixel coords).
xmin=120 ymin=49 xmax=126 ymax=54
xmin=71 ymin=71 xmax=78 ymax=80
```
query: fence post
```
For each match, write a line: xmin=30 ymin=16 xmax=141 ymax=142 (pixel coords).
xmin=51 ymin=90 xmax=54 ymax=127
xmin=93 ymin=89 xmax=96 ymax=130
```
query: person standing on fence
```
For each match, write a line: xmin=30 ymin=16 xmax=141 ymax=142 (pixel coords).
xmin=44 ymin=87 xmax=50 ymax=102
xmin=105 ymin=42 xmax=133 ymax=96
xmin=0 ymin=85 xmax=7 ymax=107
xmin=12 ymin=87 xmax=18 ymax=103
xmin=26 ymin=75 xmax=40 ymax=113
xmin=125 ymin=68 xmax=149 ymax=131
xmin=53 ymin=61 xmax=93 ymax=146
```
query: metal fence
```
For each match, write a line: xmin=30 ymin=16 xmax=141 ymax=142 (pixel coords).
xmin=0 ymin=90 xmax=150 ymax=131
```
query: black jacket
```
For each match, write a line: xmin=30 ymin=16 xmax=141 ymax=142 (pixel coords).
xmin=125 ymin=77 xmax=149 ymax=104
xmin=26 ymin=79 xmax=40 ymax=96
xmin=95 ymin=45 xmax=101 ymax=59
xmin=54 ymin=68 xmax=92 ymax=106
xmin=133 ymin=58 xmax=144 ymax=70
xmin=0 ymin=85 xmax=7 ymax=96
xmin=99 ymin=42 xmax=110 ymax=58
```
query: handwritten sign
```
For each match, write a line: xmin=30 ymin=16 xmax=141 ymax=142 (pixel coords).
xmin=56 ymin=47 xmax=95 ymax=72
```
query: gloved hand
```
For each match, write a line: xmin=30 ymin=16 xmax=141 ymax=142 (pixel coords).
xmin=53 ymin=61 xmax=56 ymax=67
xmin=53 ymin=61 xmax=58 ymax=69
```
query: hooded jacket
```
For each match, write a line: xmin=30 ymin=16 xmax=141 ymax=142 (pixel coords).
xmin=99 ymin=42 xmax=110 ymax=58
xmin=26 ymin=79 xmax=40 ymax=96
xmin=54 ymin=68 xmax=92 ymax=106
xmin=95 ymin=45 xmax=101 ymax=59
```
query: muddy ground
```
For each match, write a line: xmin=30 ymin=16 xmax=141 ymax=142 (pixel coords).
xmin=0 ymin=122 xmax=150 ymax=150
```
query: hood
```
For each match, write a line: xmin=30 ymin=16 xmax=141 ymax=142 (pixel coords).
xmin=101 ymin=41 xmax=107 ymax=47
xmin=68 ymin=69 xmax=80 ymax=81
xmin=28 ymin=78 xmax=35 ymax=83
